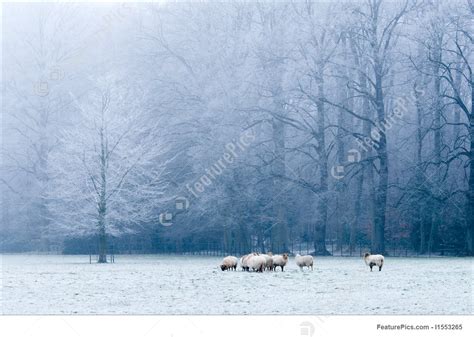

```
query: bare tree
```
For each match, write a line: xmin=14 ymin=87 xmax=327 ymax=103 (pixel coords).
xmin=323 ymin=0 xmax=416 ymax=254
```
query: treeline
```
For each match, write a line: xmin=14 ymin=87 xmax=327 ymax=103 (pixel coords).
xmin=1 ymin=1 xmax=472 ymax=258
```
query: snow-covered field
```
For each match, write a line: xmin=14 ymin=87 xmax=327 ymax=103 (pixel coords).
xmin=1 ymin=254 xmax=472 ymax=314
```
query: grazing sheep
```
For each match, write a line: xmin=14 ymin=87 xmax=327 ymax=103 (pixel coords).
xmin=364 ymin=253 xmax=384 ymax=271
xmin=239 ymin=254 xmax=249 ymax=271
xmin=220 ymin=256 xmax=238 ymax=271
xmin=261 ymin=253 xmax=274 ymax=271
xmin=247 ymin=254 xmax=266 ymax=272
xmin=240 ymin=253 xmax=255 ymax=271
xmin=272 ymin=253 xmax=289 ymax=271
xmin=295 ymin=254 xmax=313 ymax=270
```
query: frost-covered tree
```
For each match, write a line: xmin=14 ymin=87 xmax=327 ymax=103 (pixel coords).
xmin=46 ymin=79 xmax=170 ymax=262
xmin=1 ymin=3 xmax=85 ymax=250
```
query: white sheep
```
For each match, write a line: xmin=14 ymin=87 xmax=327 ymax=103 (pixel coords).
xmin=260 ymin=253 xmax=274 ymax=271
xmin=247 ymin=254 xmax=266 ymax=272
xmin=240 ymin=253 xmax=255 ymax=271
xmin=295 ymin=254 xmax=313 ymax=270
xmin=364 ymin=253 xmax=384 ymax=271
xmin=220 ymin=255 xmax=238 ymax=271
xmin=272 ymin=253 xmax=289 ymax=271
xmin=239 ymin=255 xmax=247 ymax=271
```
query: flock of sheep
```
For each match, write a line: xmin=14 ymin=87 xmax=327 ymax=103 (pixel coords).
xmin=220 ymin=252 xmax=384 ymax=272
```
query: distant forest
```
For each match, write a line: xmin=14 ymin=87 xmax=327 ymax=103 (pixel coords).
xmin=1 ymin=1 xmax=473 ymax=259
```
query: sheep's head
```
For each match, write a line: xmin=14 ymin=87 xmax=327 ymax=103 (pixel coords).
xmin=283 ymin=253 xmax=289 ymax=260
xmin=364 ymin=252 xmax=370 ymax=258
xmin=220 ymin=265 xmax=227 ymax=271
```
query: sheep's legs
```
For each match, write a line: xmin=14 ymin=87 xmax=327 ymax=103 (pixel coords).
xmin=369 ymin=262 xmax=376 ymax=271
xmin=379 ymin=265 xmax=382 ymax=271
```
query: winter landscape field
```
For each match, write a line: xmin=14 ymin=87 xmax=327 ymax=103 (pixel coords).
xmin=1 ymin=255 xmax=472 ymax=315
xmin=1 ymin=1 xmax=474 ymax=327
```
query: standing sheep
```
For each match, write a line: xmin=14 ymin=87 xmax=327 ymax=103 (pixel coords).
xmin=261 ymin=253 xmax=274 ymax=271
xmin=272 ymin=253 xmax=289 ymax=271
xmin=364 ymin=253 xmax=384 ymax=271
xmin=247 ymin=254 xmax=266 ymax=272
xmin=240 ymin=253 xmax=255 ymax=271
xmin=295 ymin=254 xmax=313 ymax=270
xmin=220 ymin=256 xmax=238 ymax=271
xmin=239 ymin=254 xmax=248 ymax=271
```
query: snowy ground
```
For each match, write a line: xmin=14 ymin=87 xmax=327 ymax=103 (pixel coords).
xmin=1 ymin=254 xmax=472 ymax=314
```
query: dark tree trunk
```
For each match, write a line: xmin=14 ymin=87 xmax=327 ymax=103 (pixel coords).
xmin=351 ymin=171 xmax=364 ymax=253
xmin=428 ymin=35 xmax=443 ymax=254
xmin=313 ymin=80 xmax=331 ymax=256
xmin=415 ymin=81 xmax=428 ymax=254
xmin=372 ymin=70 xmax=387 ymax=255
xmin=238 ymin=224 xmax=250 ymax=254
xmin=467 ymin=113 xmax=474 ymax=255
xmin=98 ymin=216 xmax=107 ymax=263
xmin=336 ymin=34 xmax=350 ymax=250
xmin=349 ymin=37 xmax=375 ymax=252
xmin=271 ymin=103 xmax=289 ymax=253
xmin=314 ymin=218 xmax=330 ymax=255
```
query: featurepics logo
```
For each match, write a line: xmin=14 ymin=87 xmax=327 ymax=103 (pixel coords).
xmin=186 ymin=129 xmax=256 ymax=198
xmin=159 ymin=128 xmax=256 ymax=226
xmin=355 ymin=93 xmax=419 ymax=152
xmin=330 ymin=88 xmax=425 ymax=180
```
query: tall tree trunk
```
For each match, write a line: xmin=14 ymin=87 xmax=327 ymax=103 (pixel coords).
xmin=372 ymin=69 xmax=388 ymax=255
xmin=313 ymin=80 xmax=331 ymax=256
xmin=230 ymin=170 xmax=249 ymax=254
xmin=97 ymin=124 xmax=108 ymax=263
xmin=415 ymin=81 xmax=428 ymax=254
xmin=351 ymin=171 xmax=364 ymax=253
xmin=271 ymin=113 xmax=289 ymax=252
xmin=98 ymin=209 xmax=107 ymax=263
xmin=335 ymin=115 xmax=345 ymax=251
xmin=349 ymin=37 xmax=375 ymax=251
xmin=467 ymin=102 xmax=474 ymax=256
xmin=336 ymin=33 xmax=350 ymax=250
xmin=429 ymin=34 xmax=443 ymax=254
xmin=237 ymin=224 xmax=250 ymax=254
